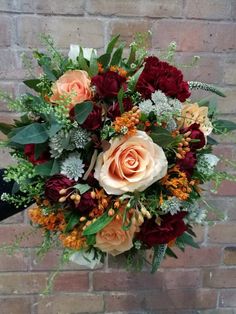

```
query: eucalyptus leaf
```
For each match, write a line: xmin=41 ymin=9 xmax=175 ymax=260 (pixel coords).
xmin=74 ymin=101 xmax=93 ymax=124
xmin=150 ymin=126 xmax=173 ymax=147
xmin=23 ymin=79 xmax=42 ymax=92
xmin=73 ymin=183 xmax=91 ymax=194
xmin=10 ymin=123 xmax=49 ymax=144
xmin=35 ymin=159 xmax=60 ymax=176
xmin=213 ymin=119 xmax=236 ymax=134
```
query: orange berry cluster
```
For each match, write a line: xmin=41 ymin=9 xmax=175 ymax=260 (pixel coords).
xmin=59 ymin=229 xmax=86 ymax=250
xmin=109 ymin=65 xmax=127 ymax=78
xmin=175 ymin=131 xmax=192 ymax=159
xmin=114 ymin=106 xmax=141 ymax=137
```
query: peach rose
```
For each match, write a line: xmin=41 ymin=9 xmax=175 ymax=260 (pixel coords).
xmin=50 ymin=70 xmax=91 ymax=109
xmin=95 ymin=212 xmax=136 ymax=256
xmin=178 ymin=103 xmax=213 ymax=136
xmin=94 ymin=131 xmax=168 ymax=195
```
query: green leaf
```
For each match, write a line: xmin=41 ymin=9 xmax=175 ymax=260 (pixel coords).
xmin=88 ymin=49 xmax=98 ymax=77
xmin=23 ymin=79 xmax=42 ymax=92
xmin=86 ymin=234 xmax=96 ymax=246
xmin=213 ymin=119 xmax=236 ymax=134
xmin=10 ymin=123 xmax=49 ymax=144
xmin=110 ymin=44 xmax=124 ymax=66
xmin=41 ymin=64 xmax=57 ymax=81
xmin=97 ymin=53 xmax=111 ymax=68
xmin=73 ymin=183 xmax=91 ymax=194
xmin=178 ymin=232 xmax=200 ymax=249
xmin=117 ymin=87 xmax=125 ymax=114
xmin=74 ymin=101 xmax=93 ymax=124
xmin=65 ymin=213 xmax=81 ymax=233
xmin=128 ymin=66 xmax=143 ymax=92
xmin=83 ymin=211 xmax=115 ymax=236
xmin=165 ymin=247 xmax=178 ymax=259
xmin=106 ymin=35 xmax=120 ymax=54
xmin=207 ymin=136 xmax=218 ymax=145
xmin=0 ymin=122 xmax=14 ymax=135
xmin=150 ymin=126 xmax=173 ymax=147
xmin=127 ymin=45 xmax=136 ymax=65
xmin=151 ymin=244 xmax=167 ymax=273
xmin=34 ymin=143 xmax=47 ymax=159
xmin=46 ymin=114 xmax=62 ymax=137
xmin=35 ymin=159 xmax=60 ymax=176
xmin=78 ymin=48 xmax=89 ymax=72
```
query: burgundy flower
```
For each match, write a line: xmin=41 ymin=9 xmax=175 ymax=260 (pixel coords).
xmin=91 ymin=71 xmax=126 ymax=99
xmin=136 ymin=56 xmax=190 ymax=102
xmin=24 ymin=144 xmax=49 ymax=165
xmin=107 ymin=97 xmax=133 ymax=120
xmin=45 ymin=174 xmax=74 ymax=203
xmin=136 ymin=212 xmax=187 ymax=247
xmin=74 ymin=191 xmax=97 ymax=213
xmin=177 ymin=151 xmax=197 ymax=177
xmin=82 ymin=103 xmax=103 ymax=131
xmin=181 ymin=123 xmax=206 ymax=150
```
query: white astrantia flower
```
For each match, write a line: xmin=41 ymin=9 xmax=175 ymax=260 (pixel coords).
xmin=197 ymin=154 xmax=220 ymax=176
xmin=61 ymin=153 xmax=85 ymax=181
xmin=68 ymin=44 xmax=97 ymax=62
xmin=185 ymin=203 xmax=207 ymax=224
xmin=69 ymin=249 xmax=102 ymax=269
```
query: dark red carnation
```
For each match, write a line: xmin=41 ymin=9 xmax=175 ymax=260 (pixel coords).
xmin=74 ymin=191 xmax=97 ymax=213
xmin=24 ymin=144 xmax=49 ymax=165
xmin=82 ymin=104 xmax=103 ymax=131
xmin=107 ymin=97 xmax=133 ymax=120
xmin=181 ymin=123 xmax=206 ymax=150
xmin=91 ymin=71 xmax=126 ymax=99
xmin=136 ymin=56 xmax=190 ymax=102
xmin=45 ymin=174 xmax=74 ymax=203
xmin=136 ymin=212 xmax=187 ymax=247
xmin=177 ymin=151 xmax=197 ymax=177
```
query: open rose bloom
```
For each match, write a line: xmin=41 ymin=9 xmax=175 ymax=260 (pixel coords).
xmin=1 ymin=34 xmax=233 ymax=273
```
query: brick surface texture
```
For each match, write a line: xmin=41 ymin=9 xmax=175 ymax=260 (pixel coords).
xmin=0 ymin=1 xmax=236 ymax=313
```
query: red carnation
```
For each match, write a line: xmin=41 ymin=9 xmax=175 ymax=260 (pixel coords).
xmin=107 ymin=97 xmax=133 ymax=120
xmin=45 ymin=174 xmax=74 ymax=203
xmin=24 ymin=144 xmax=49 ymax=165
xmin=181 ymin=123 xmax=206 ymax=150
xmin=82 ymin=104 xmax=103 ymax=131
xmin=136 ymin=212 xmax=187 ymax=247
xmin=136 ymin=56 xmax=190 ymax=102
xmin=91 ymin=71 xmax=126 ymax=99
xmin=177 ymin=151 xmax=197 ymax=177
xmin=74 ymin=191 xmax=97 ymax=213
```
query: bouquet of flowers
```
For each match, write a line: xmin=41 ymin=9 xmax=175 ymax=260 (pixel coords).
xmin=1 ymin=34 xmax=235 ymax=272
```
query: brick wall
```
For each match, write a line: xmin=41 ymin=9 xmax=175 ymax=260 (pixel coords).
xmin=0 ymin=1 xmax=236 ymax=313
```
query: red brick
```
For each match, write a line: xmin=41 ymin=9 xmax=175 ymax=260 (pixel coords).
xmin=224 ymin=247 xmax=236 ymax=265
xmin=161 ymin=247 xmax=221 ymax=268
xmin=87 ymin=0 xmax=183 ymax=17
xmin=185 ymin=0 xmax=231 ymax=20
xmin=0 ymin=272 xmax=47 ymax=294
xmin=0 ymin=297 xmax=32 ymax=314
xmin=37 ymin=294 xmax=104 ymax=313
xmin=109 ymin=20 xmax=152 ymax=46
xmin=0 ymin=251 xmax=28 ymax=271
xmin=0 ymin=50 xmax=18 ymax=80
xmin=0 ymin=16 xmax=12 ymax=47
xmin=203 ymin=268 xmax=236 ymax=288
xmin=163 ymin=270 xmax=201 ymax=289
xmin=0 ymin=224 xmax=43 ymax=247
xmin=35 ymin=0 xmax=84 ymax=14
xmin=223 ymin=56 xmax=236 ymax=85
xmin=208 ymin=222 xmax=236 ymax=244
xmin=145 ymin=289 xmax=217 ymax=310
xmin=94 ymin=271 xmax=163 ymax=291
xmin=177 ymin=53 xmax=223 ymax=84
xmin=217 ymin=181 xmax=236 ymax=196
xmin=54 ymin=271 xmax=89 ymax=292
xmin=104 ymin=293 xmax=147 ymax=312
xmin=219 ymin=290 xmax=236 ymax=307
xmin=152 ymin=20 xmax=236 ymax=53
xmin=16 ymin=16 xmax=104 ymax=49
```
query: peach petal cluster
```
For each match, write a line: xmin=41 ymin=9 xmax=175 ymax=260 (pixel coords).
xmin=95 ymin=213 xmax=136 ymax=256
xmin=178 ymin=103 xmax=213 ymax=136
xmin=94 ymin=131 xmax=168 ymax=195
xmin=50 ymin=70 xmax=92 ymax=109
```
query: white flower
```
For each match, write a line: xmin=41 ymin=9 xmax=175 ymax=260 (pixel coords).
xmin=68 ymin=44 xmax=97 ymax=62
xmin=61 ymin=153 xmax=85 ymax=181
xmin=197 ymin=153 xmax=219 ymax=176
xmin=69 ymin=249 xmax=102 ymax=269
xmin=94 ymin=130 xmax=168 ymax=195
